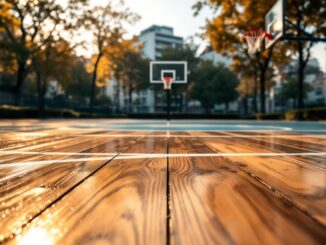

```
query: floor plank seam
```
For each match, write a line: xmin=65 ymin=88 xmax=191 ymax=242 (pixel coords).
xmin=166 ymin=130 xmax=171 ymax=245
xmin=1 ymin=135 xmax=146 ymax=244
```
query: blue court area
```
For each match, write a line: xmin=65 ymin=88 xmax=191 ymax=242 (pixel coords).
xmin=0 ymin=120 xmax=325 ymax=134
xmin=67 ymin=120 xmax=326 ymax=133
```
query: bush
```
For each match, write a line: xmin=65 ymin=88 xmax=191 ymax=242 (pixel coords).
xmin=128 ymin=113 xmax=241 ymax=119
xmin=0 ymin=105 xmax=79 ymax=118
xmin=0 ymin=105 xmax=38 ymax=118
xmin=44 ymin=108 xmax=80 ymax=118
xmin=255 ymin=113 xmax=284 ymax=120
xmin=285 ymin=107 xmax=326 ymax=121
xmin=240 ymin=114 xmax=256 ymax=120
xmin=79 ymin=112 xmax=127 ymax=118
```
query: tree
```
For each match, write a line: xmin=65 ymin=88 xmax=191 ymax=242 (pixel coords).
xmin=193 ymin=0 xmax=290 ymax=113
xmin=0 ymin=0 xmax=82 ymax=105
xmin=286 ymin=0 xmax=326 ymax=109
xmin=114 ymin=49 xmax=149 ymax=113
xmin=32 ymin=38 xmax=74 ymax=115
xmin=232 ymin=55 xmax=259 ymax=113
xmin=214 ymin=64 xmax=239 ymax=111
xmin=82 ymin=2 xmax=138 ymax=113
xmin=159 ymin=43 xmax=199 ymax=112
xmin=279 ymin=77 xmax=312 ymax=108
xmin=63 ymin=59 xmax=92 ymax=107
xmin=191 ymin=61 xmax=218 ymax=112
xmin=191 ymin=60 xmax=239 ymax=112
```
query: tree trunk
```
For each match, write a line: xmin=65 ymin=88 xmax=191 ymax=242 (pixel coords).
xmin=292 ymin=98 xmax=296 ymax=109
xmin=14 ymin=61 xmax=28 ymax=106
xmin=259 ymin=70 xmax=266 ymax=114
xmin=116 ymin=82 xmax=120 ymax=113
xmin=225 ymin=102 xmax=229 ymax=112
xmin=296 ymin=6 xmax=305 ymax=110
xmin=253 ymin=76 xmax=258 ymax=113
xmin=184 ymin=84 xmax=189 ymax=113
xmin=297 ymin=41 xmax=305 ymax=109
xmin=36 ymin=71 xmax=46 ymax=117
xmin=128 ymin=86 xmax=133 ymax=113
xmin=154 ymin=88 xmax=158 ymax=112
xmin=243 ymin=96 xmax=248 ymax=115
xmin=90 ymin=53 xmax=103 ymax=114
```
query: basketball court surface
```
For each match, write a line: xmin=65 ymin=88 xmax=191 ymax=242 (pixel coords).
xmin=0 ymin=119 xmax=325 ymax=244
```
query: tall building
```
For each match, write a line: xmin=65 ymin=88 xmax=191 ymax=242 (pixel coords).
xmin=139 ymin=25 xmax=183 ymax=60
xmin=106 ymin=25 xmax=184 ymax=113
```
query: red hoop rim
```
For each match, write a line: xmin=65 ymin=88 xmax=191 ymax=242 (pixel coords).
xmin=244 ymin=29 xmax=273 ymax=40
xmin=163 ymin=77 xmax=173 ymax=90
xmin=163 ymin=77 xmax=173 ymax=82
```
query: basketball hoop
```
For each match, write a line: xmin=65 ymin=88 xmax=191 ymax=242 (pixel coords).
xmin=244 ymin=30 xmax=273 ymax=54
xmin=163 ymin=77 xmax=173 ymax=90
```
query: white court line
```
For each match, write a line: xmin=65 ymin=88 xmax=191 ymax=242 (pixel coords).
xmin=5 ymin=134 xmax=326 ymax=138
xmin=0 ymin=152 xmax=325 ymax=168
xmin=0 ymin=151 xmax=118 ymax=156
xmin=1 ymin=151 xmax=326 ymax=157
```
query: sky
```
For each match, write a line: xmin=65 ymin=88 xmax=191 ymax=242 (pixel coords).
xmin=87 ymin=0 xmax=326 ymax=72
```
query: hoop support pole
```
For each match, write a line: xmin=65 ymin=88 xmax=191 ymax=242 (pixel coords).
xmin=166 ymin=89 xmax=170 ymax=121
xmin=281 ymin=35 xmax=326 ymax=42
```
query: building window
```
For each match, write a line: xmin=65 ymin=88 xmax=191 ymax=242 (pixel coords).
xmin=316 ymin=87 xmax=322 ymax=95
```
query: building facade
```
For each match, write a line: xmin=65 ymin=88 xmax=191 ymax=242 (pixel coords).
xmin=272 ymin=58 xmax=326 ymax=111
xmin=106 ymin=25 xmax=184 ymax=113
xmin=139 ymin=25 xmax=183 ymax=60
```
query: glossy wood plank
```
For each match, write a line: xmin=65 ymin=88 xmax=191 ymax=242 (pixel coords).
xmin=228 ymin=133 xmax=326 ymax=153
xmin=8 ymin=158 xmax=167 ymax=244
xmin=168 ymin=136 xmax=215 ymax=154
xmin=0 ymin=137 xmax=111 ymax=163
xmin=0 ymin=136 xmax=140 ymax=242
xmin=169 ymin=155 xmax=325 ymax=244
xmin=0 ymin=129 xmax=111 ymax=151
xmin=0 ymin=135 xmax=71 ymax=150
xmin=224 ymin=155 xmax=326 ymax=225
xmin=200 ymin=136 xmax=326 ymax=169
xmin=127 ymin=136 xmax=167 ymax=153
xmin=0 ymin=137 xmax=136 ymax=180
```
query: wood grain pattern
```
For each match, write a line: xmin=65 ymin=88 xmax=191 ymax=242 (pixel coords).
xmin=226 ymin=132 xmax=326 ymax=153
xmin=200 ymin=136 xmax=326 ymax=169
xmin=225 ymin=155 xmax=326 ymax=225
xmin=8 ymin=157 xmax=167 ymax=245
xmin=0 ymin=125 xmax=325 ymax=245
xmin=168 ymin=138 xmax=326 ymax=245
xmin=0 ymin=137 xmax=139 ymax=242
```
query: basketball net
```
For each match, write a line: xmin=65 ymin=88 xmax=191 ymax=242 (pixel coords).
xmin=244 ymin=30 xmax=272 ymax=55
xmin=163 ymin=77 xmax=173 ymax=90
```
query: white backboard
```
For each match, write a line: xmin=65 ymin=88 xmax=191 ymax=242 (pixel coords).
xmin=265 ymin=0 xmax=284 ymax=49
xmin=150 ymin=61 xmax=188 ymax=84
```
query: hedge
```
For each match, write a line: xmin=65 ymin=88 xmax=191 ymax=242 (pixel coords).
xmin=128 ymin=113 xmax=241 ymax=119
xmin=79 ymin=112 xmax=127 ymax=119
xmin=285 ymin=107 xmax=326 ymax=121
xmin=1 ymin=105 xmax=325 ymax=120
xmin=0 ymin=105 xmax=80 ymax=119
xmin=255 ymin=113 xmax=284 ymax=120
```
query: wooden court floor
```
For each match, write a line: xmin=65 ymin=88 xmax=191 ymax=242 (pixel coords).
xmin=0 ymin=124 xmax=325 ymax=244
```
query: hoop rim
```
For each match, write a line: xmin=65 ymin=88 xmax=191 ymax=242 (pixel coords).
xmin=244 ymin=29 xmax=273 ymax=40
xmin=163 ymin=77 xmax=173 ymax=90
